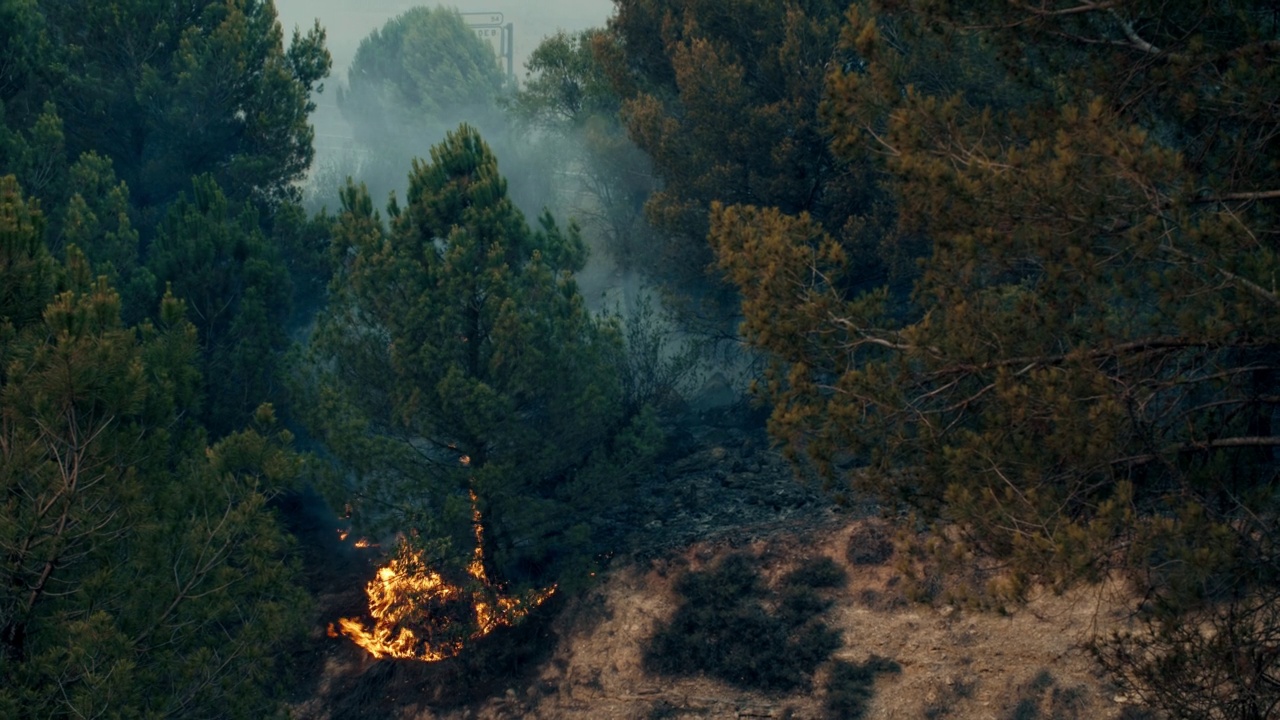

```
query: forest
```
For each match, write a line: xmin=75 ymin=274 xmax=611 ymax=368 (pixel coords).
xmin=1 ymin=1 xmax=1277 ymax=718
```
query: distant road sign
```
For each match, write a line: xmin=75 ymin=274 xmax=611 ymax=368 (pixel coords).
xmin=460 ymin=12 xmax=504 ymax=26
xmin=459 ymin=11 xmax=513 ymax=79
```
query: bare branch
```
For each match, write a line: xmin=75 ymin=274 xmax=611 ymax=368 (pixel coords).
xmin=1009 ymin=0 xmax=1123 ymax=17
xmin=1197 ymin=190 xmax=1280 ymax=203
xmin=1159 ymin=244 xmax=1280 ymax=307
xmin=1107 ymin=9 xmax=1162 ymax=54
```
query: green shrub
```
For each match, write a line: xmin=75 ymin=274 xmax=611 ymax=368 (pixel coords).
xmin=847 ymin=523 xmax=895 ymax=566
xmin=1002 ymin=670 xmax=1089 ymax=720
xmin=825 ymin=655 xmax=902 ymax=719
xmin=778 ymin=586 xmax=833 ymax=627
xmin=783 ymin=556 xmax=847 ymax=589
xmin=645 ymin=554 xmax=842 ymax=692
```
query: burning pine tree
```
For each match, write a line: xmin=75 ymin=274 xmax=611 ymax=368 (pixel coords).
xmin=304 ymin=124 xmax=654 ymax=660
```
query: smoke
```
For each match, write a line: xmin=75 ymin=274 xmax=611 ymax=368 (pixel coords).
xmin=274 ymin=0 xmax=615 ymax=202
xmin=277 ymin=1 xmax=651 ymax=305
xmin=275 ymin=0 xmax=614 ymax=77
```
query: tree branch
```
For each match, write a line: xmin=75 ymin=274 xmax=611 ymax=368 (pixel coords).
xmin=1183 ymin=436 xmax=1280 ymax=451
xmin=1107 ymin=9 xmax=1162 ymax=54
xmin=1010 ymin=0 xmax=1122 ymax=17
xmin=1197 ymin=190 xmax=1280 ymax=203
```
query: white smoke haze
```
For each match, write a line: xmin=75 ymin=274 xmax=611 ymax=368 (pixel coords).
xmin=275 ymin=0 xmax=613 ymax=80
xmin=274 ymin=0 xmax=614 ymax=183
xmin=278 ymin=1 xmax=644 ymax=306
xmin=277 ymin=0 xmax=734 ymax=400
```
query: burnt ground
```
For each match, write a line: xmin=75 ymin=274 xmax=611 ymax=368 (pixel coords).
xmin=280 ymin=409 xmax=1144 ymax=720
xmin=279 ymin=407 xmax=849 ymax=716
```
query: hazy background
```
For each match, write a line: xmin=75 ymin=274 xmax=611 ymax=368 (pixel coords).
xmin=275 ymin=0 xmax=615 ymax=158
xmin=272 ymin=0 xmax=661 ymax=318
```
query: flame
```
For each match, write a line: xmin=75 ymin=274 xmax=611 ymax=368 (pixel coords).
xmin=335 ymin=491 xmax=555 ymax=661
xmin=353 ymin=538 xmax=377 ymax=548
xmin=337 ymin=529 xmax=350 ymax=542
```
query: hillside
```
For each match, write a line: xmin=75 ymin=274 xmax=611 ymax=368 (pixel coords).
xmin=289 ymin=434 xmax=1146 ymax=720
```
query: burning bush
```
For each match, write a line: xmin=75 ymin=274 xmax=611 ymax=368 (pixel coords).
xmin=333 ymin=494 xmax=554 ymax=662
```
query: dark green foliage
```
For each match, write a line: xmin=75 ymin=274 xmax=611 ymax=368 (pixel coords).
xmin=600 ymin=0 xmax=881 ymax=302
xmin=712 ymin=2 xmax=1280 ymax=714
xmin=148 ymin=174 xmax=291 ymax=435
xmin=31 ymin=0 xmax=330 ymax=215
xmin=0 ymin=100 xmax=65 ymax=202
xmin=0 ymin=0 xmax=48 ymax=111
xmin=268 ymin=200 xmax=333 ymax=326
xmin=51 ymin=151 xmax=158 ymax=326
xmin=0 ymin=178 xmax=308 ymax=718
xmin=0 ymin=174 xmax=54 ymax=331
xmin=645 ymin=554 xmax=842 ymax=692
xmin=509 ymin=29 xmax=618 ymax=128
xmin=57 ymin=153 xmax=138 ymax=275
xmin=783 ymin=556 xmax=847 ymax=590
xmin=825 ymin=655 xmax=902 ymax=720
xmin=1 ymin=3 xmax=332 ymax=717
xmin=2 ymin=0 xmax=333 ymax=438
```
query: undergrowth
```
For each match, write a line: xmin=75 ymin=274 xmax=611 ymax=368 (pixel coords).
xmin=825 ymin=655 xmax=902 ymax=719
xmin=644 ymin=554 xmax=845 ymax=693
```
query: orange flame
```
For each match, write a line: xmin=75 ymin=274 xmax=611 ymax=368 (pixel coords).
xmin=335 ymin=492 xmax=555 ymax=661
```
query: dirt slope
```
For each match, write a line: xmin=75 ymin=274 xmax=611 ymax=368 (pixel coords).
xmin=289 ymin=425 xmax=1147 ymax=720
xmin=294 ymin=517 xmax=1144 ymax=720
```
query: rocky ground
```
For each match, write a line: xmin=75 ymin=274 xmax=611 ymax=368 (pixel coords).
xmin=285 ymin=412 xmax=1150 ymax=720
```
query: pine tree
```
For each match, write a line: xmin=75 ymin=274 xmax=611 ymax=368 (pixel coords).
xmin=30 ymin=0 xmax=330 ymax=215
xmin=338 ymin=6 xmax=508 ymax=147
xmin=599 ymin=0 xmax=876 ymax=304
xmin=303 ymin=124 xmax=653 ymax=595
xmin=712 ymin=2 xmax=1280 ymax=715
xmin=323 ymin=6 xmax=511 ymax=212
xmin=147 ymin=174 xmax=292 ymax=435
xmin=0 ymin=176 xmax=308 ymax=718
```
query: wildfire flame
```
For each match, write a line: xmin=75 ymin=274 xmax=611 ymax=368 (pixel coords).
xmin=332 ymin=491 xmax=555 ymax=661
